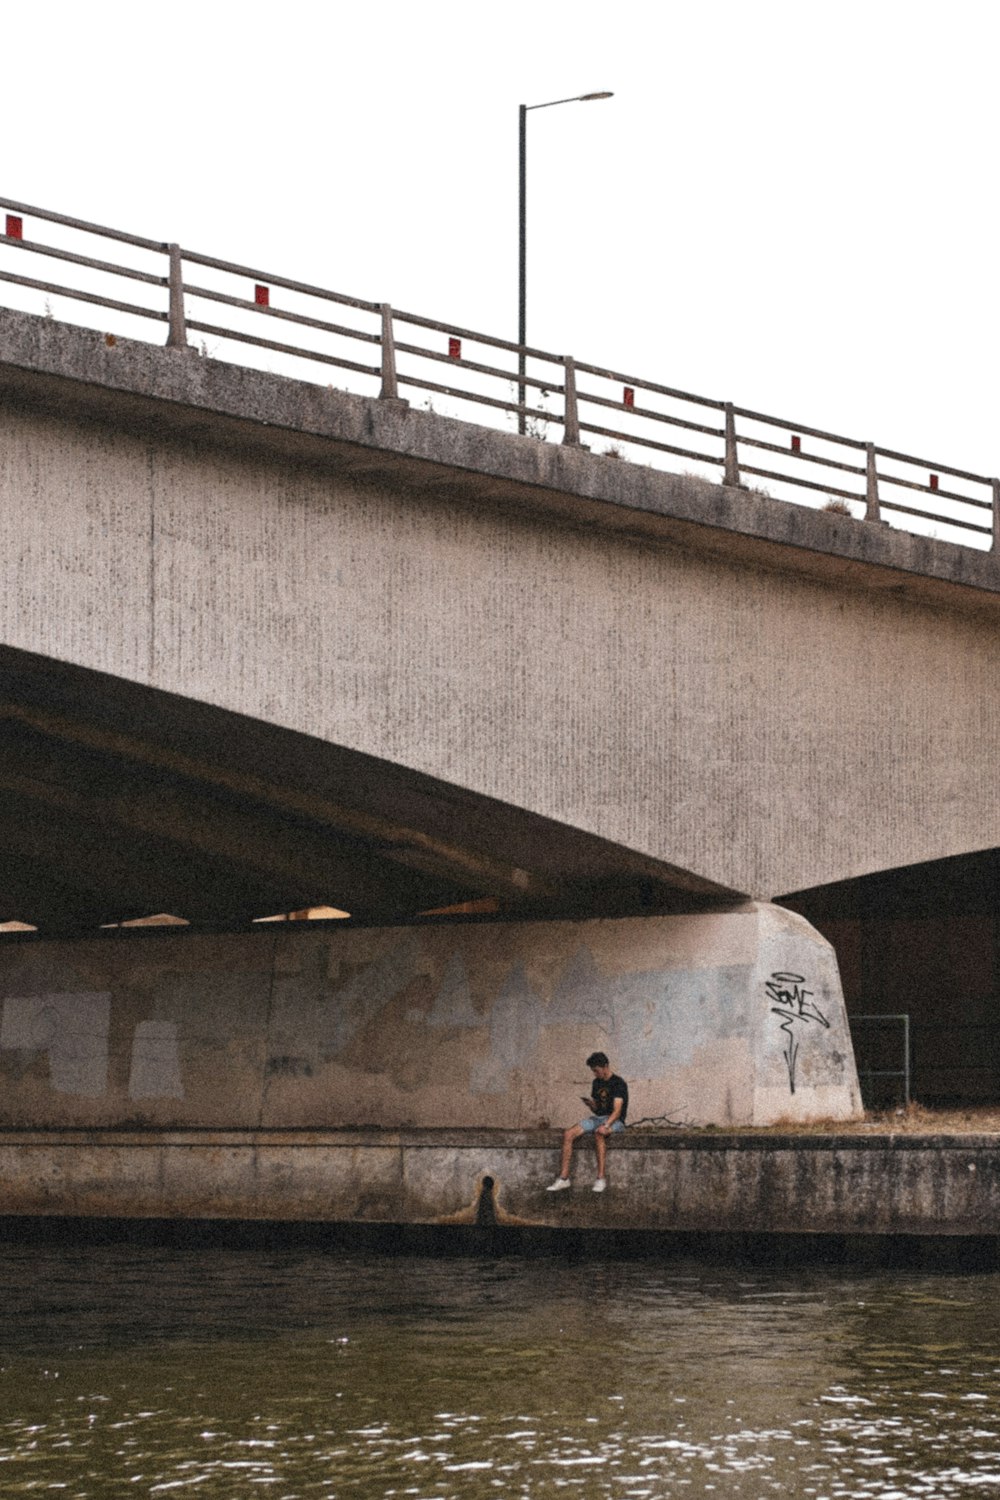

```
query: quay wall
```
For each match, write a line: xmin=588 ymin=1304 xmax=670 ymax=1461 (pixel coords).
xmin=1 ymin=1130 xmax=997 ymax=1238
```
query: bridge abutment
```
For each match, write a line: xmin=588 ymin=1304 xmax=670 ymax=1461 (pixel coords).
xmin=0 ymin=906 xmax=860 ymax=1226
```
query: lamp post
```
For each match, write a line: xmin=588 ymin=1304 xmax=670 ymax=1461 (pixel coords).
xmin=518 ymin=91 xmax=613 ymax=434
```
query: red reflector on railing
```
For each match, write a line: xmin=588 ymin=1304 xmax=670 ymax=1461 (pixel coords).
xmin=929 ymin=473 xmax=939 ymax=491
xmin=448 ymin=336 xmax=461 ymax=359
xmin=254 ymin=284 xmax=270 ymax=307
xmin=791 ymin=434 xmax=801 ymax=453
xmin=623 ymin=386 xmax=634 ymax=408
xmin=5 ymin=214 xmax=23 ymax=240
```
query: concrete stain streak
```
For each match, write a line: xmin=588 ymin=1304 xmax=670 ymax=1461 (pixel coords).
xmin=128 ymin=1020 xmax=183 ymax=1100
xmin=0 ymin=992 xmax=111 ymax=1097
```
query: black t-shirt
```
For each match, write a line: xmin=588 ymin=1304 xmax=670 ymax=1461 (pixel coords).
xmin=592 ymin=1074 xmax=628 ymax=1124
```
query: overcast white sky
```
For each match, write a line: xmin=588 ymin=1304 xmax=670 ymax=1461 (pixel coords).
xmin=4 ymin=0 xmax=999 ymax=500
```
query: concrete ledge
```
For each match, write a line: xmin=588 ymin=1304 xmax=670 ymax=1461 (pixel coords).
xmin=1 ymin=307 xmax=998 ymax=612
xmin=3 ymin=1130 xmax=1000 ymax=1237
xmin=4 ymin=1126 xmax=1000 ymax=1151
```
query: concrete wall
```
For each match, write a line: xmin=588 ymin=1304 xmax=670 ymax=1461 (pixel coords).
xmin=2 ymin=312 xmax=1000 ymax=898
xmin=1 ymin=1130 xmax=996 ymax=1237
xmin=0 ymin=905 xmax=858 ymax=1134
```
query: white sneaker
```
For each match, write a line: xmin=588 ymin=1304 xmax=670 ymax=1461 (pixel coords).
xmin=546 ymin=1177 xmax=571 ymax=1192
xmin=593 ymin=1178 xmax=607 ymax=1193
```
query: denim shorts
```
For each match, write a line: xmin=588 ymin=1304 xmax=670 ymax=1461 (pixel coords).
xmin=579 ymin=1115 xmax=625 ymax=1133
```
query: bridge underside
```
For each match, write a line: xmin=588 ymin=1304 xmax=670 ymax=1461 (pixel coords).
xmin=0 ymin=648 xmax=738 ymax=934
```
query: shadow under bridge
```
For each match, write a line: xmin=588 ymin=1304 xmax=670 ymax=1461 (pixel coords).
xmin=0 ymin=647 xmax=740 ymax=935
xmin=780 ymin=847 xmax=1000 ymax=1108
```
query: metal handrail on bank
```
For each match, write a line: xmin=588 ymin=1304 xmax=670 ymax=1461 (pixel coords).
xmin=851 ymin=1013 xmax=911 ymax=1107
xmin=1 ymin=194 xmax=996 ymax=549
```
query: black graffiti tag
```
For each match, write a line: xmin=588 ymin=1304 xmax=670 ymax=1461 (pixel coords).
xmin=766 ymin=972 xmax=829 ymax=1094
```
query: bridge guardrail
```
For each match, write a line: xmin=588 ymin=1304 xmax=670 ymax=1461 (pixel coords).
xmin=1 ymin=194 xmax=996 ymax=551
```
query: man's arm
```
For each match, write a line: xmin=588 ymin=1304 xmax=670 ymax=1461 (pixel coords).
xmin=596 ymin=1084 xmax=626 ymax=1133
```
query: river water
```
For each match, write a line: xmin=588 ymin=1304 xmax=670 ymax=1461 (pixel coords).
xmin=2 ymin=1241 xmax=999 ymax=1497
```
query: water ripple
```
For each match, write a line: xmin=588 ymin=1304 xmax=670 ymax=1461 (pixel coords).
xmin=1 ymin=1247 xmax=999 ymax=1496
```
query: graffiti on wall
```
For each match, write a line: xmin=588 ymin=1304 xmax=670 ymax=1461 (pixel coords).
xmin=766 ymin=972 xmax=829 ymax=1094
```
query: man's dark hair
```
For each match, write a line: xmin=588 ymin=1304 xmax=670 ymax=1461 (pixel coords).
xmin=586 ymin=1051 xmax=609 ymax=1069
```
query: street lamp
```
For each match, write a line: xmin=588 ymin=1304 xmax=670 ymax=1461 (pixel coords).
xmin=518 ymin=90 xmax=613 ymax=434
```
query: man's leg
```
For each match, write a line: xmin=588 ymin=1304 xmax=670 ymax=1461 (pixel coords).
xmin=595 ymin=1128 xmax=607 ymax=1181
xmin=560 ymin=1124 xmax=584 ymax=1178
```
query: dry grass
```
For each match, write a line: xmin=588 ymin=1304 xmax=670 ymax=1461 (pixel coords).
xmin=858 ymin=1102 xmax=1000 ymax=1135
xmin=663 ymin=1102 xmax=1000 ymax=1137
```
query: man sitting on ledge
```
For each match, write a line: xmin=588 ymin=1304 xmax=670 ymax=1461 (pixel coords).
xmin=547 ymin=1052 xmax=628 ymax=1194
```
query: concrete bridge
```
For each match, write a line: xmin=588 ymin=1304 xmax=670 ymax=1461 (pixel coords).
xmin=2 ymin=306 xmax=998 ymax=923
xmin=1 ymin=304 xmax=999 ymax=1227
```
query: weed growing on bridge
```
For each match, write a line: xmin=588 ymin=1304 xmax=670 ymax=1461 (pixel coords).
xmin=506 ymin=381 xmax=553 ymax=440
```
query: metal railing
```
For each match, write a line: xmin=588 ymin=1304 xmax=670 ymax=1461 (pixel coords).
xmin=1 ymin=194 xmax=997 ymax=551
xmin=851 ymin=1013 xmax=911 ymax=1107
